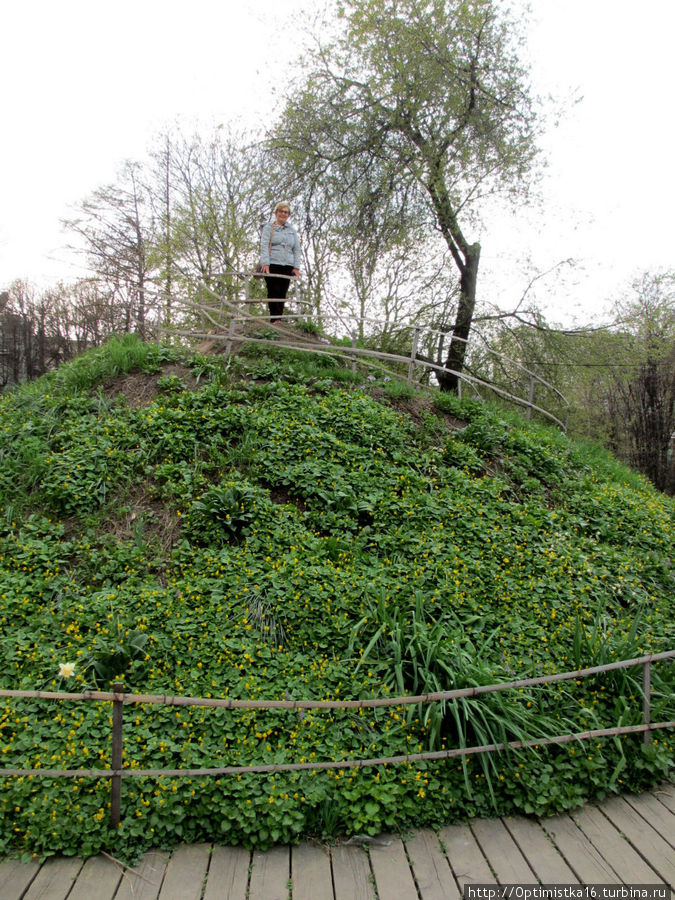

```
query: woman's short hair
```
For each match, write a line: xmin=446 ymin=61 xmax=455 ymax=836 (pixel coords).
xmin=274 ymin=201 xmax=291 ymax=214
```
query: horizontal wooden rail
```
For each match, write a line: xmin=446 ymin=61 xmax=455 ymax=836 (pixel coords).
xmin=180 ymin=328 xmax=570 ymax=430
xmin=256 ymin=338 xmax=568 ymax=428
xmin=165 ymin=288 xmax=559 ymax=420
xmin=204 ymin=274 xmax=570 ymax=408
xmin=168 ymin=276 xmax=570 ymax=429
xmin=1 ymin=650 xmax=671 ymax=827
xmin=1 ymin=650 xmax=672 ymax=710
xmin=1 ymin=721 xmax=673 ymax=780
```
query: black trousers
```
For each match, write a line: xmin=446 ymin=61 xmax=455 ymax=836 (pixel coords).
xmin=265 ymin=264 xmax=294 ymax=321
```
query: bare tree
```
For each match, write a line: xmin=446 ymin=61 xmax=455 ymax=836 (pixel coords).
xmin=148 ymin=125 xmax=266 ymax=308
xmin=480 ymin=271 xmax=674 ymax=493
xmin=63 ymin=160 xmax=156 ymax=338
xmin=604 ymin=273 xmax=675 ymax=493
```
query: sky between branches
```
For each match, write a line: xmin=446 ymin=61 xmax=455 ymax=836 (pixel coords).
xmin=1 ymin=0 xmax=673 ymax=326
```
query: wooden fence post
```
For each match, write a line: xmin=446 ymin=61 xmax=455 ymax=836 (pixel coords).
xmin=642 ymin=660 xmax=651 ymax=745
xmin=351 ymin=337 xmax=357 ymax=375
xmin=110 ymin=682 xmax=124 ymax=827
xmin=408 ymin=326 xmax=421 ymax=385
xmin=225 ymin=279 xmax=240 ymax=359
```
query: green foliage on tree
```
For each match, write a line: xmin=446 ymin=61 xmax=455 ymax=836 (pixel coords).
xmin=600 ymin=272 xmax=674 ymax=493
xmin=271 ymin=0 xmax=541 ymax=389
xmin=479 ymin=271 xmax=675 ymax=494
xmin=148 ymin=126 xmax=267 ymax=309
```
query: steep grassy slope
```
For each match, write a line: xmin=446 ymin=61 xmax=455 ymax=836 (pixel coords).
xmin=0 ymin=334 xmax=672 ymax=860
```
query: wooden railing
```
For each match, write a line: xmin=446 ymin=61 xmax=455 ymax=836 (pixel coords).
xmin=1 ymin=650 xmax=673 ymax=826
xmin=156 ymin=274 xmax=570 ymax=431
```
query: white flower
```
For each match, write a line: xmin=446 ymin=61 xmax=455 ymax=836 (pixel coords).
xmin=59 ymin=662 xmax=76 ymax=678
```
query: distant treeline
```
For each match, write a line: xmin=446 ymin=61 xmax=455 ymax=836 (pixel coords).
xmin=0 ymin=280 xmax=141 ymax=388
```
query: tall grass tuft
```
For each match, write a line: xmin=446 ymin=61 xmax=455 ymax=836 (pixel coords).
xmin=349 ymin=591 xmax=569 ymax=804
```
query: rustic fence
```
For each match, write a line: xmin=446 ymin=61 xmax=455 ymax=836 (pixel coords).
xmin=1 ymin=650 xmax=672 ymax=827
xmin=157 ymin=274 xmax=570 ymax=431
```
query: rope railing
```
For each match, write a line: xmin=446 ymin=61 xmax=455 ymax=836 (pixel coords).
xmin=1 ymin=650 xmax=672 ymax=827
xmin=162 ymin=274 xmax=570 ymax=429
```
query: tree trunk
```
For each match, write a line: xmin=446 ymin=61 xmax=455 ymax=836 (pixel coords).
xmin=438 ymin=242 xmax=480 ymax=392
xmin=422 ymin=158 xmax=482 ymax=394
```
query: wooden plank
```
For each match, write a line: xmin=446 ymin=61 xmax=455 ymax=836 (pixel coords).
xmin=624 ymin=791 xmax=675 ymax=850
xmin=471 ymin=818 xmax=537 ymax=883
xmin=539 ymin=813 xmax=620 ymax=883
xmin=502 ymin=816 xmax=578 ymax=883
xmin=158 ymin=843 xmax=211 ymax=900
xmin=405 ymin=829 xmax=460 ymax=900
xmin=67 ymin=855 xmax=122 ymax=900
xmin=0 ymin=857 xmax=41 ymax=900
xmin=572 ymin=805 xmax=660 ymax=884
xmin=22 ymin=857 xmax=83 ymax=900
xmin=439 ymin=823 xmax=492 ymax=887
xmin=115 ymin=850 xmax=171 ymax=900
xmin=331 ymin=843 xmax=375 ymax=900
xmin=203 ymin=845 xmax=250 ymax=900
xmin=291 ymin=843 xmax=334 ymax=900
xmin=598 ymin=797 xmax=675 ymax=887
xmin=653 ymin=782 xmax=675 ymax=815
xmin=248 ymin=845 xmax=290 ymax=900
xmin=369 ymin=835 xmax=419 ymax=900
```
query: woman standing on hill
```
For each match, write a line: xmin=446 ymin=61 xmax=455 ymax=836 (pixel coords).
xmin=258 ymin=201 xmax=302 ymax=322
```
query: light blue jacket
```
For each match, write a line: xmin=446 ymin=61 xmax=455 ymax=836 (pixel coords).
xmin=260 ymin=221 xmax=302 ymax=268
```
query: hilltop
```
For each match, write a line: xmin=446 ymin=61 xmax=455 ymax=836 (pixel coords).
xmin=0 ymin=333 xmax=672 ymax=860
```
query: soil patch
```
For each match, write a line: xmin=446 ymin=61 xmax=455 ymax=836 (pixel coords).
xmin=368 ymin=385 xmax=466 ymax=432
xmin=99 ymin=363 xmax=199 ymax=408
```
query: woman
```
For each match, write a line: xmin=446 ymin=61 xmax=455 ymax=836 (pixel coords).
xmin=259 ymin=201 xmax=301 ymax=322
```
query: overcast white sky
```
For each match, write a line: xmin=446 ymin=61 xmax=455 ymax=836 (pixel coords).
xmin=1 ymin=0 xmax=673 ymax=326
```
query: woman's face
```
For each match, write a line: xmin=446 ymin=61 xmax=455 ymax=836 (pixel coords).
xmin=275 ymin=206 xmax=290 ymax=225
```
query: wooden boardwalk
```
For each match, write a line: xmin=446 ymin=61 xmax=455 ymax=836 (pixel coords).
xmin=2 ymin=785 xmax=673 ymax=900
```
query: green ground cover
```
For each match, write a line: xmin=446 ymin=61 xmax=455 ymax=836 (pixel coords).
xmin=0 ymin=334 xmax=672 ymax=860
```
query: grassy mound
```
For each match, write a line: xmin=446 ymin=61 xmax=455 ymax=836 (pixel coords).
xmin=0 ymin=334 xmax=672 ymax=860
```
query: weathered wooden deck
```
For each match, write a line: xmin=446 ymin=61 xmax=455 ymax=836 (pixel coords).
xmin=2 ymin=785 xmax=673 ymax=900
